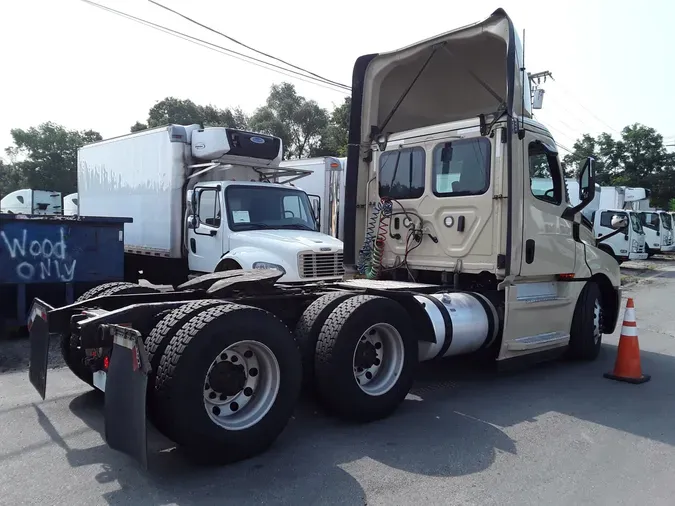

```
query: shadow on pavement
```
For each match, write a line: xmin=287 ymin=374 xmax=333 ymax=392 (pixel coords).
xmin=30 ymin=341 xmax=675 ymax=505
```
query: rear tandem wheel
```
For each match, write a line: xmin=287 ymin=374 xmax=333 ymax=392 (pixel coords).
xmin=314 ymin=295 xmax=418 ymax=423
xmin=151 ymin=302 xmax=303 ymax=464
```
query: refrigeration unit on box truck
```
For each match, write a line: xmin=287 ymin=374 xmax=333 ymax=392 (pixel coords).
xmin=77 ymin=125 xmax=344 ymax=286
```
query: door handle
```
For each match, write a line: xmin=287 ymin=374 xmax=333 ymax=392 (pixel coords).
xmin=525 ymin=239 xmax=535 ymax=264
xmin=190 ymin=238 xmax=196 ymax=253
xmin=457 ymin=215 xmax=465 ymax=232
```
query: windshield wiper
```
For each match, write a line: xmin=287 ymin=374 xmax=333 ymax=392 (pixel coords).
xmin=234 ymin=222 xmax=275 ymax=230
xmin=275 ymin=224 xmax=316 ymax=231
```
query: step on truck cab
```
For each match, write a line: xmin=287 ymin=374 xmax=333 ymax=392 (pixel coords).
xmin=592 ymin=208 xmax=647 ymax=263
xmin=27 ymin=8 xmax=623 ymax=469
xmin=77 ymin=126 xmax=344 ymax=286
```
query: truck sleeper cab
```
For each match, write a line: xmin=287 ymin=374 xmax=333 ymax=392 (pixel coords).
xmin=26 ymin=8 xmax=623 ymax=470
xmin=592 ymin=209 xmax=647 ymax=263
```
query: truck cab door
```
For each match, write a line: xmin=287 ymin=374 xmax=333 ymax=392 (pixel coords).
xmin=519 ymin=137 xmax=576 ymax=276
xmin=187 ymin=187 xmax=226 ymax=274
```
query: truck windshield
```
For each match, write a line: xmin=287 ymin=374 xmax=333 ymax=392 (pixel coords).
xmin=629 ymin=213 xmax=643 ymax=234
xmin=639 ymin=212 xmax=660 ymax=231
xmin=225 ymin=185 xmax=317 ymax=232
xmin=661 ymin=213 xmax=672 ymax=230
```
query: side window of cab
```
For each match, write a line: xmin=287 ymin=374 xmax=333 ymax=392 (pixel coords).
xmin=528 ymin=142 xmax=563 ymax=206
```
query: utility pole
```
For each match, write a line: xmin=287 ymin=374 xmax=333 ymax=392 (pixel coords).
xmin=528 ymin=70 xmax=553 ymax=85
xmin=528 ymin=71 xmax=553 ymax=110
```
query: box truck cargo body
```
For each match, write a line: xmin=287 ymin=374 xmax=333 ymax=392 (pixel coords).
xmin=280 ymin=156 xmax=346 ymax=240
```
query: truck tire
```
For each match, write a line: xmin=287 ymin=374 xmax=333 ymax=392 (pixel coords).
xmin=145 ymin=299 xmax=226 ymax=430
xmin=294 ymin=292 xmax=355 ymax=389
xmin=568 ymin=281 xmax=603 ymax=361
xmin=61 ymin=283 xmax=159 ymax=386
xmin=314 ymin=295 xmax=418 ymax=423
xmin=153 ymin=303 xmax=302 ymax=464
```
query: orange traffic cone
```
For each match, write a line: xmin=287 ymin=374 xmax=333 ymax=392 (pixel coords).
xmin=603 ymin=298 xmax=650 ymax=384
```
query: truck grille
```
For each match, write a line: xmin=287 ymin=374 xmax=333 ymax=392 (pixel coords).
xmin=299 ymin=252 xmax=344 ymax=278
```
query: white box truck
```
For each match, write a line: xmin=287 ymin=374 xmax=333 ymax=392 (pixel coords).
xmin=28 ymin=8 xmax=625 ymax=469
xmin=280 ymin=156 xmax=346 ymax=240
xmin=77 ymin=126 xmax=344 ymax=285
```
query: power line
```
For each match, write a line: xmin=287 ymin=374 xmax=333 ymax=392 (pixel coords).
xmin=548 ymin=76 xmax=621 ymax=135
xmin=147 ymin=0 xmax=351 ymax=91
xmin=80 ymin=0 xmax=350 ymax=95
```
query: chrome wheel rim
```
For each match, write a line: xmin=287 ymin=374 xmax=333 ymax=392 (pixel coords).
xmin=203 ymin=340 xmax=280 ymax=431
xmin=352 ymin=323 xmax=405 ymax=396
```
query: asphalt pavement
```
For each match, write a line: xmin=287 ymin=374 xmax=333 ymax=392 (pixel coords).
xmin=1 ymin=264 xmax=675 ymax=505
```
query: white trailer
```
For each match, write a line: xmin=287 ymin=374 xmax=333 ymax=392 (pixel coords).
xmin=0 ymin=189 xmax=62 ymax=215
xmin=77 ymin=126 xmax=344 ymax=285
xmin=279 ymin=156 xmax=346 ymax=240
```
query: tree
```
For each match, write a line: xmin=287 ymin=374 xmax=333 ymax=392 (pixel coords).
xmin=249 ymin=83 xmax=329 ymax=159
xmin=0 ymin=159 xmax=24 ymax=197
xmin=130 ymin=97 xmax=249 ymax=132
xmin=566 ymin=123 xmax=675 ymax=208
xmin=312 ymin=97 xmax=351 ymax=157
xmin=4 ymin=122 xmax=102 ymax=195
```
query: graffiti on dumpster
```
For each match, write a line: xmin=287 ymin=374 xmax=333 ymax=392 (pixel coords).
xmin=0 ymin=227 xmax=77 ymax=282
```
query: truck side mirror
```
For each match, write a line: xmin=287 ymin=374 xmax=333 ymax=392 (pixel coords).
xmin=567 ymin=156 xmax=596 ymax=215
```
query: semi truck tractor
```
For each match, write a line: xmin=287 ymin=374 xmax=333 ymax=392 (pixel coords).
xmin=77 ymin=126 xmax=344 ymax=285
xmin=27 ymin=8 xmax=623 ymax=469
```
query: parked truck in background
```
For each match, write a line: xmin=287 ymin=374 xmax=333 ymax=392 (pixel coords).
xmin=77 ymin=126 xmax=344 ymax=286
xmin=590 ymin=209 xmax=646 ymax=263
xmin=279 ymin=156 xmax=346 ymax=240
xmin=0 ymin=189 xmax=62 ymax=215
xmin=656 ymin=210 xmax=674 ymax=252
xmin=639 ymin=211 xmax=664 ymax=256
xmin=63 ymin=193 xmax=79 ymax=216
xmin=27 ymin=8 xmax=624 ymax=469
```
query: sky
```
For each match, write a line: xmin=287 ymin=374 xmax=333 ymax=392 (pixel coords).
xmin=1 ymin=0 xmax=673 ymax=159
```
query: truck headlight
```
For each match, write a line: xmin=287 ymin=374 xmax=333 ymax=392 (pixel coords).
xmin=631 ymin=239 xmax=638 ymax=252
xmin=252 ymin=262 xmax=286 ymax=274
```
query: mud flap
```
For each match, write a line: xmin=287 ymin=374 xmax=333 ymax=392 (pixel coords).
xmin=28 ymin=299 xmax=54 ymax=400
xmin=102 ymin=325 xmax=150 ymax=470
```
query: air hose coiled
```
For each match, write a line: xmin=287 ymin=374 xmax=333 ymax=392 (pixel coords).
xmin=358 ymin=198 xmax=392 ymax=278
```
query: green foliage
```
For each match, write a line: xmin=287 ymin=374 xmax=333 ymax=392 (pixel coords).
xmin=249 ymin=83 xmax=329 ymax=159
xmin=0 ymin=83 xmax=351 ymax=200
xmin=3 ymin=122 xmax=102 ymax=196
xmin=312 ymin=97 xmax=351 ymax=157
xmin=130 ymin=97 xmax=249 ymax=132
xmin=566 ymin=123 xmax=675 ymax=208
